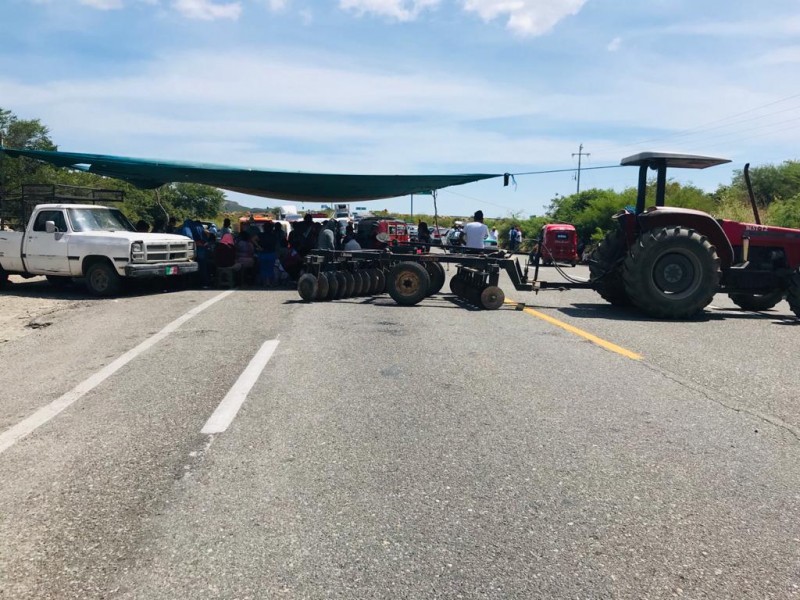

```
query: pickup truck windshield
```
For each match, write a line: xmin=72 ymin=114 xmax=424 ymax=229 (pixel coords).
xmin=68 ymin=208 xmax=136 ymax=233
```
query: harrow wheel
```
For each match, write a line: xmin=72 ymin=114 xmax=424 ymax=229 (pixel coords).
xmin=324 ymin=271 xmax=339 ymax=300
xmin=334 ymin=272 xmax=347 ymax=299
xmin=368 ymin=268 xmax=382 ymax=294
xmin=374 ymin=268 xmax=386 ymax=294
xmin=297 ymin=273 xmax=317 ymax=302
xmin=480 ymin=285 xmax=505 ymax=310
xmin=358 ymin=270 xmax=372 ymax=296
xmin=351 ymin=271 xmax=363 ymax=296
xmin=425 ymin=262 xmax=446 ymax=296
xmin=449 ymin=275 xmax=465 ymax=297
xmin=342 ymin=271 xmax=356 ymax=297
xmin=388 ymin=261 xmax=431 ymax=306
xmin=315 ymin=272 xmax=330 ymax=301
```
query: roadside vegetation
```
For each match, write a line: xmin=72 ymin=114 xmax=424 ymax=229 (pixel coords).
xmin=2 ymin=107 xmax=798 ymax=248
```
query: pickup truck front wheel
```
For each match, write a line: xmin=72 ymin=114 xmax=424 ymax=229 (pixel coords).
xmin=85 ymin=261 xmax=121 ymax=297
xmin=0 ymin=265 xmax=7 ymax=289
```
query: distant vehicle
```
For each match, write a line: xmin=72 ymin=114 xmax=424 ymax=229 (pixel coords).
xmin=239 ymin=213 xmax=273 ymax=233
xmin=443 ymin=228 xmax=464 ymax=247
xmin=354 ymin=218 xmax=410 ymax=248
xmin=407 ymin=224 xmax=419 ymax=240
xmin=333 ymin=203 xmax=352 ymax=219
xmin=538 ymin=223 xmax=579 ymax=266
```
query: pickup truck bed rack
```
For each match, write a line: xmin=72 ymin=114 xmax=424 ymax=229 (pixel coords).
xmin=0 ymin=184 xmax=124 ymax=230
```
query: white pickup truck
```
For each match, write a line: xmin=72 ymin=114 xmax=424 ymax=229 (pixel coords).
xmin=0 ymin=203 xmax=198 ymax=296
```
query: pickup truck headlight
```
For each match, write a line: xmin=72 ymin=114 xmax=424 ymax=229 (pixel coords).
xmin=131 ymin=241 xmax=145 ymax=262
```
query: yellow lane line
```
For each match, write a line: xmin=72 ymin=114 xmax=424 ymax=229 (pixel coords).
xmin=505 ymin=300 xmax=642 ymax=361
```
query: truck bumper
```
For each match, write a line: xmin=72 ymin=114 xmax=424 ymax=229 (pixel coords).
xmin=125 ymin=262 xmax=199 ymax=278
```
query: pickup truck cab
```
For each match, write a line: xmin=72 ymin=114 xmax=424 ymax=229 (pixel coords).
xmin=0 ymin=203 xmax=198 ymax=296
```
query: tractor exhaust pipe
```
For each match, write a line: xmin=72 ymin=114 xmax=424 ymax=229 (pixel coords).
xmin=743 ymin=163 xmax=761 ymax=225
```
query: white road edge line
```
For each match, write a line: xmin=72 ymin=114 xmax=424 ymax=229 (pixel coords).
xmin=0 ymin=290 xmax=236 ymax=456
xmin=201 ymin=339 xmax=280 ymax=435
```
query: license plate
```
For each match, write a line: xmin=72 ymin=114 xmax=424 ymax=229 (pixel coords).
xmin=165 ymin=266 xmax=179 ymax=275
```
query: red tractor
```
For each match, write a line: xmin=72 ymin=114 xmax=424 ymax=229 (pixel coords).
xmin=588 ymin=152 xmax=800 ymax=319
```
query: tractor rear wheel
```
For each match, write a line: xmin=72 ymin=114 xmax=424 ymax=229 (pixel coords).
xmin=588 ymin=228 xmax=631 ymax=307
xmin=787 ymin=271 xmax=800 ymax=318
xmin=388 ymin=261 xmax=430 ymax=306
xmin=623 ymin=227 xmax=720 ymax=319
xmin=728 ymin=290 xmax=785 ymax=311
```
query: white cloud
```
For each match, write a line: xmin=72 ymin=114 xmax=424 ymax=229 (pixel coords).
xmin=462 ymin=0 xmax=587 ymax=36
xmin=172 ymin=0 xmax=241 ymax=20
xmin=607 ymin=36 xmax=621 ymax=52
xmin=339 ymin=0 xmax=440 ymax=22
xmin=268 ymin=0 xmax=288 ymax=10
xmin=78 ymin=0 xmax=124 ymax=8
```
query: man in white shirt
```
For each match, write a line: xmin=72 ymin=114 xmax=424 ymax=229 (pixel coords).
xmin=463 ymin=210 xmax=489 ymax=249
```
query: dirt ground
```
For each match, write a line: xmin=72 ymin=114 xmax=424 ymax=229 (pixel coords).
xmin=0 ymin=275 xmax=84 ymax=344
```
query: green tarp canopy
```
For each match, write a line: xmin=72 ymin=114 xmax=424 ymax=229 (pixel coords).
xmin=0 ymin=147 xmax=501 ymax=202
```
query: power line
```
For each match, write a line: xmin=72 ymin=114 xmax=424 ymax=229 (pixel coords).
xmin=591 ymin=91 xmax=800 ymax=154
xmin=511 ymin=164 xmax=621 ymax=177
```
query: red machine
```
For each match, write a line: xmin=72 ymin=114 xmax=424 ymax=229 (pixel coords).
xmin=355 ymin=218 xmax=410 ymax=248
xmin=540 ymin=224 xmax=579 ymax=266
xmin=588 ymin=152 xmax=800 ymax=318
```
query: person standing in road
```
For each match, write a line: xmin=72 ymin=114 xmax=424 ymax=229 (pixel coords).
xmin=463 ymin=210 xmax=489 ymax=250
xmin=508 ymin=225 xmax=521 ymax=252
xmin=317 ymin=219 xmax=337 ymax=250
xmin=418 ymin=221 xmax=432 ymax=246
xmin=256 ymin=222 xmax=279 ymax=287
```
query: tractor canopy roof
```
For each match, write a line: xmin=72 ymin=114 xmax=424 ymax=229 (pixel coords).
xmin=621 ymin=152 xmax=731 ymax=170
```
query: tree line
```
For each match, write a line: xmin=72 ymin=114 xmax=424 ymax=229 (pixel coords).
xmin=0 ymin=108 xmax=225 ymax=230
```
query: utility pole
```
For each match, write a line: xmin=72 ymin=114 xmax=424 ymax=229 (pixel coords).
xmin=572 ymin=143 xmax=590 ymax=194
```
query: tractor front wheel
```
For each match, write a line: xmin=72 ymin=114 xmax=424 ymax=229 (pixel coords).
xmin=588 ymin=228 xmax=631 ymax=307
xmin=388 ymin=261 xmax=430 ymax=306
xmin=728 ymin=290 xmax=785 ymax=312
xmin=623 ymin=227 xmax=720 ymax=319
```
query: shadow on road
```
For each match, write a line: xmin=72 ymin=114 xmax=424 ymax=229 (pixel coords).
xmin=0 ymin=276 xmax=192 ymax=300
xmin=557 ymin=302 xmax=798 ymax=324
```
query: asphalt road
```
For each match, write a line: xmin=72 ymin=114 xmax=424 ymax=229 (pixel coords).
xmin=0 ymin=264 xmax=798 ymax=599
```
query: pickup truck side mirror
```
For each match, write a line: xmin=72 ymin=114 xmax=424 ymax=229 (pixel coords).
xmin=45 ymin=221 xmax=58 ymax=233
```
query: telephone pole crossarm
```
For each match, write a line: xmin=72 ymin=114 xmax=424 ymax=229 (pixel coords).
xmin=571 ymin=143 xmax=590 ymax=194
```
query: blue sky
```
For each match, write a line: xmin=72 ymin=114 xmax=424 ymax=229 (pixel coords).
xmin=2 ymin=0 xmax=799 ymax=217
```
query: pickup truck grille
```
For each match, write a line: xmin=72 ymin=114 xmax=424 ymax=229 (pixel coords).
xmin=143 ymin=241 xmax=192 ymax=262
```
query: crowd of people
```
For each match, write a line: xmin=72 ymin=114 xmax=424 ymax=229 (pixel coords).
xmin=134 ymin=213 xmax=381 ymax=289
xmin=134 ymin=210 xmax=517 ymax=289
